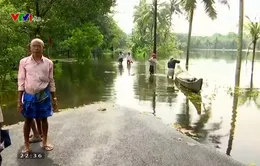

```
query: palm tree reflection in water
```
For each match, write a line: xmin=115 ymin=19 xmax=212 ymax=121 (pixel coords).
xmin=180 ymin=98 xmax=191 ymax=129
xmin=226 ymin=93 xmax=239 ymax=156
xmin=175 ymin=93 xmax=224 ymax=145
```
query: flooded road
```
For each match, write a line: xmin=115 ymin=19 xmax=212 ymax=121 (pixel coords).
xmin=2 ymin=50 xmax=260 ymax=165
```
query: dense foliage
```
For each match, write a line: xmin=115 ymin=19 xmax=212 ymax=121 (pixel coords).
xmin=131 ymin=0 xmax=182 ymax=59
xmin=0 ymin=0 xmax=127 ymax=102
xmin=175 ymin=32 xmax=260 ymax=50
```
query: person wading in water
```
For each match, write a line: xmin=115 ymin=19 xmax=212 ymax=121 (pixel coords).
xmin=167 ymin=58 xmax=180 ymax=79
xmin=149 ymin=53 xmax=157 ymax=75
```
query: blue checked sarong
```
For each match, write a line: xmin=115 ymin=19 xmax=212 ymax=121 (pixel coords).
xmin=22 ymin=88 xmax=53 ymax=119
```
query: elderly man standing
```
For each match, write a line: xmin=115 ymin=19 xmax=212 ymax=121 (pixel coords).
xmin=17 ymin=38 xmax=57 ymax=153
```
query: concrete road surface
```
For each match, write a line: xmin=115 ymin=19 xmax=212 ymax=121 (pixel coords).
xmin=1 ymin=103 xmax=244 ymax=166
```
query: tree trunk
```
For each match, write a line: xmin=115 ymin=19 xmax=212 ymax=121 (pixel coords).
xmin=186 ymin=8 xmax=194 ymax=69
xmin=0 ymin=74 xmax=7 ymax=92
xmin=234 ymin=0 xmax=244 ymax=89
xmin=250 ymin=40 xmax=256 ymax=88
xmin=34 ymin=0 xmax=41 ymax=37
xmin=153 ymin=0 xmax=157 ymax=54
xmin=35 ymin=0 xmax=40 ymax=16
xmin=246 ymin=41 xmax=253 ymax=65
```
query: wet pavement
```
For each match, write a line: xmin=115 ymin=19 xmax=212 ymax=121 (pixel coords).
xmin=1 ymin=103 xmax=244 ymax=166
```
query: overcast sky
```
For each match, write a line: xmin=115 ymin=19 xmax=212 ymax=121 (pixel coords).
xmin=113 ymin=0 xmax=260 ymax=36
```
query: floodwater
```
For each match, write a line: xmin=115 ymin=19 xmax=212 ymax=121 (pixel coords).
xmin=1 ymin=50 xmax=260 ymax=165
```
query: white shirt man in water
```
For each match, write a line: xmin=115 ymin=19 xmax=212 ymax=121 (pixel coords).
xmin=126 ymin=52 xmax=133 ymax=65
xmin=149 ymin=53 xmax=157 ymax=75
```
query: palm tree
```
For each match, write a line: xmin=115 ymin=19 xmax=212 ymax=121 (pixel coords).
xmin=133 ymin=0 xmax=152 ymax=48
xmin=245 ymin=16 xmax=260 ymax=88
xmin=133 ymin=0 xmax=182 ymax=56
xmin=158 ymin=0 xmax=182 ymax=42
xmin=181 ymin=0 xmax=229 ymax=69
xmin=153 ymin=0 xmax=158 ymax=54
xmin=234 ymin=0 xmax=244 ymax=89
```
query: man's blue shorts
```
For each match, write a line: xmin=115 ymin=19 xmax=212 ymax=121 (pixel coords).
xmin=22 ymin=88 xmax=53 ymax=119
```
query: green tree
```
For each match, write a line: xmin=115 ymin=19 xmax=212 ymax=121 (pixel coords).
xmin=61 ymin=24 xmax=104 ymax=61
xmin=5 ymin=0 xmax=122 ymax=60
xmin=0 ymin=0 xmax=125 ymax=106
xmin=244 ymin=16 xmax=260 ymax=88
xmin=0 ymin=1 xmax=29 ymax=102
xmin=132 ymin=0 xmax=182 ymax=59
xmin=93 ymin=15 xmax=127 ymax=57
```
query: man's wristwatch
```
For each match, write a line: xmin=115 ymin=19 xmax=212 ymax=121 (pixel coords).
xmin=52 ymin=97 xmax=57 ymax=100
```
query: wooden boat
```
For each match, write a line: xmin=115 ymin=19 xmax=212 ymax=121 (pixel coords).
xmin=175 ymin=66 xmax=203 ymax=93
xmin=175 ymin=77 xmax=203 ymax=93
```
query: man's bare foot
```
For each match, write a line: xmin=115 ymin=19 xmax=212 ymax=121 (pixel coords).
xmin=22 ymin=145 xmax=30 ymax=153
xmin=42 ymin=144 xmax=54 ymax=151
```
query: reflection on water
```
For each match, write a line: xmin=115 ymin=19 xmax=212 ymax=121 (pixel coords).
xmin=226 ymin=93 xmax=238 ymax=156
xmin=177 ymin=98 xmax=191 ymax=129
xmin=118 ymin=64 xmax=123 ymax=75
xmin=1 ymin=61 xmax=116 ymax=125
xmin=1 ymin=51 xmax=260 ymax=165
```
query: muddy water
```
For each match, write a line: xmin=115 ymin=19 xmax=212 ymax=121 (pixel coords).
xmin=2 ymin=50 xmax=260 ymax=165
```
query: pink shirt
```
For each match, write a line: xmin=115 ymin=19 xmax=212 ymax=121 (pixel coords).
xmin=18 ymin=55 xmax=56 ymax=94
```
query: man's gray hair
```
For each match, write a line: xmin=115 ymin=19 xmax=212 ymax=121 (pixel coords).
xmin=30 ymin=38 xmax=44 ymax=47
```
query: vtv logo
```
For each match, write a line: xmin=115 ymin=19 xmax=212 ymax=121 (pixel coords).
xmin=11 ymin=13 xmax=33 ymax=22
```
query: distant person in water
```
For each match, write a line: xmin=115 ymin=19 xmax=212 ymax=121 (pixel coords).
xmin=149 ymin=53 xmax=157 ymax=75
xmin=118 ymin=51 xmax=124 ymax=65
xmin=167 ymin=58 xmax=180 ymax=79
xmin=126 ymin=52 xmax=133 ymax=65
xmin=126 ymin=53 xmax=132 ymax=75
